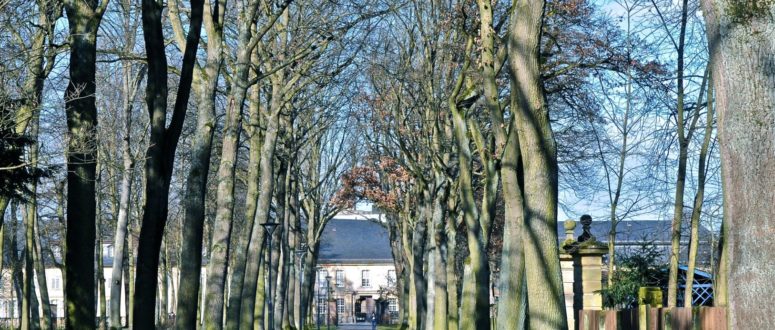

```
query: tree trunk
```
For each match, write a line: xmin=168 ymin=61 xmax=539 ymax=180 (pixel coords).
xmin=239 ymin=109 xmax=281 ymax=326
xmin=431 ymin=180 xmax=449 ymax=330
xmin=133 ymin=0 xmax=204 ymax=328
xmin=496 ymin=113 xmax=526 ymax=330
xmin=667 ymin=0 xmax=690 ymax=308
xmin=448 ymin=34 xmax=490 ymax=330
xmin=175 ymin=0 xmax=224 ymax=327
xmin=684 ymin=73 xmax=715 ymax=306
xmin=445 ymin=211 xmax=459 ymax=330
xmin=203 ymin=2 xmax=264 ymax=327
xmin=110 ymin=5 xmax=140 ymax=328
xmin=22 ymin=204 xmax=33 ymax=330
xmin=510 ymin=0 xmax=567 ymax=328
xmin=110 ymin=65 xmax=142 ymax=330
xmin=225 ymin=42 xmax=262 ymax=330
xmin=62 ymin=1 xmax=108 ymax=327
xmin=411 ymin=197 xmax=428 ymax=330
xmin=700 ymin=1 xmax=775 ymax=326
xmin=33 ymin=204 xmax=52 ymax=330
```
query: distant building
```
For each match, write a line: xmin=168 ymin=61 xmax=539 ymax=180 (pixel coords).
xmin=0 ymin=242 xmax=179 ymax=326
xmin=556 ymin=218 xmax=718 ymax=306
xmin=557 ymin=219 xmax=717 ymax=268
xmin=314 ymin=216 xmax=398 ymax=325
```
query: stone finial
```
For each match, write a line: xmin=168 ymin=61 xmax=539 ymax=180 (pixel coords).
xmin=564 ymin=219 xmax=576 ymax=241
xmin=578 ymin=214 xmax=595 ymax=242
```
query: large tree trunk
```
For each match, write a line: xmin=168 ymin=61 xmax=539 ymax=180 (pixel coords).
xmin=510 ymin=0 xmax=567 ymax=328
xmin=133 ymin=0 xmax=204 ymax=328
xmin=62 ymin=1 xmax=108 ymax=327
xmin=700 ymin=1 xmax=775 ymax=327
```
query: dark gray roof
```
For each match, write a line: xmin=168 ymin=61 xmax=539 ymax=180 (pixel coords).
xmin=318 ymin=219 xmax=393 ymax=263
xmin=558 ymin=220 xmax=717 ymax=266
xmin=557 ymin=220 xmax=714 ymax=244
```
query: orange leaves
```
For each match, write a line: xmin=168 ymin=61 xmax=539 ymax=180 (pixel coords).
xmin=331 ymin=157 xmax=412 ymax=213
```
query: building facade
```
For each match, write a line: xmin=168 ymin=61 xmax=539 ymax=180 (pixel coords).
xmin=313 ymin=215 xmax=398 ymax=325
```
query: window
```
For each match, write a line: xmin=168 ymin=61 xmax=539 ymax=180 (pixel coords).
xmin=319 ymin=270 xmax=328 ymax=288
xmin=105 ymin=244 xmax=114 ymax=258
xmin=51 ymin=277 xmax=61 ymax=290
xmin=50 ymin=300 xmax=58 ymax=318
xmin=336 ymin=270 xmax=344 ymax=287
xmin=318 ymin=297 xmax=327 ymax=315
xmin=361 ymin=270 xmax=370 ymax=287
xmin=388 ymin=298 xmax=398 ymax=312
xmin=336 ymin=298 xmax=345 ymax=314
xmin=387 ymin=270 xmax=396 ymax=286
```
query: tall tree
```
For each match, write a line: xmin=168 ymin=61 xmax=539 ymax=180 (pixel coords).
xmin=509 ymin=0 xmax=567 ymax=327
xmin=665 ymin=0 xmax=691 ymax=307
xmin=204 ymin=1 xmax=293 ymax=328
xmin=62 ymin=0 xmax=109 ymax=327
xmin=133 ymin=0 xmax=204 ymax=327
xmin=108 ymin=1 xmax=143 ymax=328
xmin=700 ymin=0 xmax=775 ymax=327
xmin=173 ymin=0 xmax=224 ymax=326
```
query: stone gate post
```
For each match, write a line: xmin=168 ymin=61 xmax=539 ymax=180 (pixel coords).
xmin=561 ymin=216 xmax=608 ymax=330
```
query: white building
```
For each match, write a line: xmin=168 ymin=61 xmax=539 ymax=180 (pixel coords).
xmin=313 ymin=216 xmax=398 ymax=325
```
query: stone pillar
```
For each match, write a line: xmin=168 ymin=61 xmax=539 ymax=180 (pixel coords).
xmin=560 ymin=220 xmax=577 ymax=330
xmin=561 ymin=216 xmax=608 ymax=330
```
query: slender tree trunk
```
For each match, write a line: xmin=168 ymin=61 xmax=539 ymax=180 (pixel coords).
xmin=700 ymin=1 xmax=775 ymax=326
xmin=109 ymin=3 xmax=139 ymax=327
xmin=225 ymin=43 xmax=263 ymax=330
xmin=133 ymin=0 xmax=204 ymax=327
xmin=411 ymin=195 xmax=428 ymax=330
xmin=497 ymin=113 xmax=526 ymax=330
xmin=447 ymin=34 xmax=490 ymax=330
xmin=175 ymin=2 xmax=225 ymax=329
xmin=684 ymin=74 xmax=715 ymax=306
xmin=431 ymin=179 xmax=449 ymax=330
xmin=22 ymin=204 xmax=33 ymax=330
xmin=667 ymin=0 xmax=690 ymax=307
xmin=445 ymin=211 xmax=459 ymax=330
xmin=33 ymin=204 xmax=52 ymax=330
xmin=253 ymin=252 xmax=267 ymax=330
xmin=239 ymin=109 xmax=281 ymax=326
xmin=110 ymin=66 xmax=142 ymax=330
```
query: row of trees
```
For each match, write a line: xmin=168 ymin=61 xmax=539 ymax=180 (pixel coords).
xmin=0 ymin=0 xmax=772 ymax=329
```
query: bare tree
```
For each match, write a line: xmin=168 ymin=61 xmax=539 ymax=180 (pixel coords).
xmin=132 ymin=0 xmax=204 ymax=327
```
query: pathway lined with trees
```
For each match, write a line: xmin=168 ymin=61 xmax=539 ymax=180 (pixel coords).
xmin=0 ymin=0 xmax=772 ymax=329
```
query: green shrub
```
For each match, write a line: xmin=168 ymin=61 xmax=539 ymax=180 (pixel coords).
xmin=601 ymin=242 xmax=665 ymax=309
